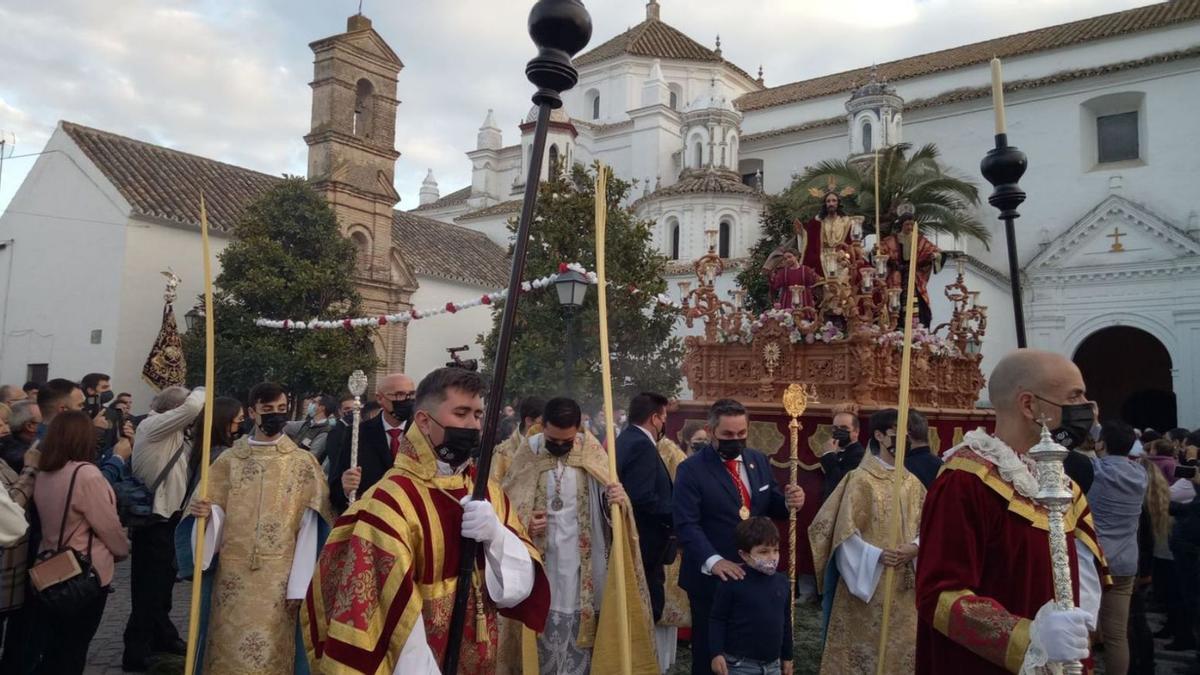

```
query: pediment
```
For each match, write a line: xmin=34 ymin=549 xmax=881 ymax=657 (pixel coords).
xmin=1027 ymin=195 xmax=1200 ymax=273
xmin=339 ymin=30 xmax=403 ymax=68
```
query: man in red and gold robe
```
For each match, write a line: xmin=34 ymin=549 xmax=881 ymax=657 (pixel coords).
xmin=303 ymin=368 xmax=550 ymax=674
xmin=917 ymin=349 xmax=1108 ymax=674
xmin=880 ymin=212 xmax=943 ymax=328
xmin=768 ymin=249 xmax=820 ymax=309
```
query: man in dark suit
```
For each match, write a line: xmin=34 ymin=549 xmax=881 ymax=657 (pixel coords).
xmin=615 ymin=392 xmax=674 ymax=624
xmin=328 ymin=373 xmax=416 ymax=512
xmin=817 ymin=409 xmax=865 ymax=501
xmin=904 ymin=409 xmax=943 ymax=489
xmin=673 ymin=398 xmax=806 ymax=675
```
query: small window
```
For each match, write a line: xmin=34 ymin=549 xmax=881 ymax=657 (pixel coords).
xmin=1098 ymin=111 xmax=1138 ymax=163
xmin=862 ymin=121 xmax=873 ymax=153
xmin=719 ymin=221 xmax=731 ymax=258
xmin=354 ymin=78 xmax=374 ymax=138
xmin=670 ymin=223 xmax=681 ymax=260
xmin=592 ymin=95 xmax=601 ymax=120
xmin=669 ymin=91 xmax=678 ymax=110
xmin=549 ymin=144 xmax=561 ymax=177
xmin=26 ymin=364 xmax=47 ymax=384
xmin=694 ymin=141 xmax=704 ymax=169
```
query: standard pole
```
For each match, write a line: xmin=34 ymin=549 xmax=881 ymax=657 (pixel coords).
xmin=441 ymin=4 xmax=592 ymax=672
xmin=565 ymin=306 xmax=578 ymax=398
xmin=981 ymin=133 xmax=1029 ymax=348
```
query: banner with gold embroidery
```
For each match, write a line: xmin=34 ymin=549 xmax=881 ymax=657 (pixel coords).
xmin=142 ymin=272 xmax=187 ymax=390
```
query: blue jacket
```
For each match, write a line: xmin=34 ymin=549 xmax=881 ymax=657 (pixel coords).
xmin=1088 ymin=455 xmax=1148 ymax=576
xmin=673 ymin=445 xmax=787 ymax=597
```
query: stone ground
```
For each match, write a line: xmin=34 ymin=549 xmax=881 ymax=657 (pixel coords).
xmin=72 ymin=564 xmax=1200 ymax=674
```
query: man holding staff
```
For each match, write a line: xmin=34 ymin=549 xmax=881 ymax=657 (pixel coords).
xmin=915 ymin=349 xmax=1107 ymax=673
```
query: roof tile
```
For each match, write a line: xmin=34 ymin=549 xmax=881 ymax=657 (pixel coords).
xmin=575 ymin=18 xmax=757 ymax=84
xmin=736 ymin=0 xmax=1200 ymax=111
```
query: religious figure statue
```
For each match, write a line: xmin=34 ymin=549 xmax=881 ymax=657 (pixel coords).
xmin=767 ymin=248 xmax=820 ymax=309
xmin=879 ymin=209 xmax=944 ymax=328
xmin=797 ymin=184 xmax=867 ymax=279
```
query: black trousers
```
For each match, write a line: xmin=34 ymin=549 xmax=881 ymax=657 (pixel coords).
xmin=688 ymin=585 xmax=715 ymax=675
xmin=1128 ymin=584 xmax=1155 ymax=675
xmin=36 ymin=590 xmax=108 ymax=675
xmin=0 ymin=606 xmax=34 ymax=673
xmin=123 ymin=515 xmax=182 ymax=661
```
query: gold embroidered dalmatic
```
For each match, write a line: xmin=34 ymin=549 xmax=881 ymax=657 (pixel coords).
xmin=809 ymin=455 xmax=925 ymax=675
xmin=200 ymin=436 xmax=332 ymax=674
xmin=656 ymin=437 xmax=691 ymax=627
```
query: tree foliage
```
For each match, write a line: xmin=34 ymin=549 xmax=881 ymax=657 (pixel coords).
xmin=480 ymin=164 xmax=683 ymax=412
xmin=736 ymin=142 xmax=988 ymax=313
xmin=182 ymin=177 xmax=379 ymax=400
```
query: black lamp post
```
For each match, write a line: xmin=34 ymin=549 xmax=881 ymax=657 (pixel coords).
xmin=442 ymin=2 xmax=592 ymax=673
xmin=184 ymin=304 xmax=204 ymax=333
xmin=555 ymin=269 xmax=589 ymax=397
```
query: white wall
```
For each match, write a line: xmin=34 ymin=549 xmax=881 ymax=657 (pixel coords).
xmin=0 ymin=129 xmax=130 ymax=390
xmin=405 ymin=275 xmax=498 ymax=384
xmin=113 ymin=220 xmax=229 ymax=413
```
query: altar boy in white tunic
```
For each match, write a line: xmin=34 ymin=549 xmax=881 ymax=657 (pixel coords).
xmin=499 ymin=397 xmax=641 ymax=675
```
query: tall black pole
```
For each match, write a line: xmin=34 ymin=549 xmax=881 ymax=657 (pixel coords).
xmin=980 ymin=132 xmax=1028 ymax=348
xmin=441 ymin=2 xmax=591 ymax=673
xmin=565 ymin=306 xmax=578 ymax=398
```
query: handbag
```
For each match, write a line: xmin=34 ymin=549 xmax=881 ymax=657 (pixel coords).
xmin=114 ymin=439 xmax=189 ymax=528
xmin=28 ymin=464 xmax=104 ymax=615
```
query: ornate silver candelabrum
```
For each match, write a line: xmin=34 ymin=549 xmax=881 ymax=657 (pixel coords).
xmin=1029 ymin=424 xmax=1083 ymax=675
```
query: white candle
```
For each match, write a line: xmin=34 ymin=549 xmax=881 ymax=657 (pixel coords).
xmin=990 ymin=57 xmax=1006 ymax=135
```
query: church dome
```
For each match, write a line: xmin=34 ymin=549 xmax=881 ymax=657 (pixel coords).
xmin=848 ymin=65 xmax=898 ymax=101
xmin=525 ymin=105 xmax=572 ymax=124
xmin=687 ymin=81 xmax=737 ymax=113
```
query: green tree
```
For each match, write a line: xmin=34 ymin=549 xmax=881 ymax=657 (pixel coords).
xmin=480 ymin=164 xmax=683 ymax=412
xmin=736 ymin=143 xmax=989 ymax=312
xmin=182 ymin=177 xmax=379 ymax=400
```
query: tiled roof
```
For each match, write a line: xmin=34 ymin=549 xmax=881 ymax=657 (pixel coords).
xmin=575 ymin=18 xmax=758 ymax=84
xmin=63 ymin=121 xmax=282 ymax=233
xmin=412 ymin=185 xmax=471 ymax=212
xmin=742 ymin=115 xmax=845 ymax=143
xmin=392 ymin=211 xmax=509 ymax=287
xmin=736 ymin=0 xmax=1200 ymax=111
xmin=455 ymin=199 xmax=522 ymax=222
xmin=638 ymin=169 xmax=762 ymax=205
xmin=60 ymin=121 xmax=508 ymax=287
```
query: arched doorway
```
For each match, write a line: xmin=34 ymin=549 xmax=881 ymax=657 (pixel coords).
xmin=1073 ymin=326 xmax=1175 ymax=430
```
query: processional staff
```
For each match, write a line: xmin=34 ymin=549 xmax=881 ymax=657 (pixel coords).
xmin=441 ymin=2 xmax=593 ymax=673
xmin=782 ymin=383 xmax=816 ymax=628
xmin=346 ymin=369 xmax=368 ymax=503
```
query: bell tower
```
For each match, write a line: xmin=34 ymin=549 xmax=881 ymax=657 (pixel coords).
xmin=306 ymin=14 xmax=416 ymax=374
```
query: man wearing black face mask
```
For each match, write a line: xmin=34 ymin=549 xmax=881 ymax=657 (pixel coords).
xmin=328 ymin=372 xmax=416 ymax=512
xmin=1035 ymin=393 xmax=1096 ymax=494
xmin=673 ymin=398 xmax=806 ymax=675
xmin=306 ymin=367 xmax=551 ymax=674
xmin=817 ymin=409 xmax=865 ymax=501
xmin=499 ymin=397 xmax=630 ymax=672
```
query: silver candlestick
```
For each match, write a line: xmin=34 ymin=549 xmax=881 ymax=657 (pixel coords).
xmin=347 ymin=369 xmax=369 ymax=504
xmin=1029 ymin=424 xmax=1082 ymax=675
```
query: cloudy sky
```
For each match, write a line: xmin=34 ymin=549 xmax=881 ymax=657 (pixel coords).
xmin=0 ymin=0 xmax=1158 ymax=214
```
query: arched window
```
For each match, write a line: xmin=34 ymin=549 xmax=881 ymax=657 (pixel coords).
xmin=669 ymin=221 xmax=681 ymax=260
xmin=350 ymin=230 xmax=371 ymax=267
xmin=728 ymin=136 xmax=738 ymax=168
xmin=669 ymin=91 xmax=678 ymax=110
xmin=549 ymin=144 xmax=561 ymax=177
xmin=669 ymin=83 xmax=682 ymax=111
xmin=862 ymin=121 xmax=873 ymax=153
xmin=354 ymin=79 xmax=374 ymax=138
xmin=694 ymin=141 xmax=704 ymax=169
xmin=719 ymin=221 xmax=731 ymax=258
xmin=592 ymin=94 xmax=601 ymax=120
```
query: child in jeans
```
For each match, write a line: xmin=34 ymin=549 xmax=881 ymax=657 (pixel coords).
xmin=710 ymin=517 xmax=794 ymax=675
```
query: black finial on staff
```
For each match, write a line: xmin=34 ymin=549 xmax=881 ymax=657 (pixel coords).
xmin=981 ymin=134 xmax=1028 ymax=348
xmin=441 ymin=2 xmax=592 ymax=673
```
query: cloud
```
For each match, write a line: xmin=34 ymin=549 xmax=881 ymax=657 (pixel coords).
xmin=0 ymin=0 xmax=1159 ymax=214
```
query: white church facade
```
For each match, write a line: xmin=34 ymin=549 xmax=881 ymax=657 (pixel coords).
xmin=415 ymin=0 xmax=1200 ymax=428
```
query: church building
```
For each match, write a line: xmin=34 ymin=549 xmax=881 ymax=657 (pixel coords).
xmin=416 ymin=0 xmax=1200 ymax=428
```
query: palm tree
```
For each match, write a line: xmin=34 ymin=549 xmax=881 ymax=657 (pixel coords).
xmin=736 ymin=143 xmax=988 ymax=313
xmin=782 ymin=142 xmax=990 ymax=244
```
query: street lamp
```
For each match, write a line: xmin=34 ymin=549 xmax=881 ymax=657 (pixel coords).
xmin=555 ymin=269 xmax=589 ymax=397
xmin=184 ymin=304 xmax=205 ymax=333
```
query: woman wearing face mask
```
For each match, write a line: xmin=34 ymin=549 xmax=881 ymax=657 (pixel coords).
xmin=184 ymin=396 xmax=244 ymax=497
xmin=687 ymin=427 xmax=709 ymax=456
xmin=809 ymin=408 xmax=925 ymax=674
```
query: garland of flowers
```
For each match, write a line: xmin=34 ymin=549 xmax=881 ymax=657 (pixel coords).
xmin=255 ymin=262 xmax=680 ymax=330
xmin=714 ymin=311 xmax=960 ymax=356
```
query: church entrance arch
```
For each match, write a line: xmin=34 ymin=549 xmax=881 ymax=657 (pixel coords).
xmin=1072 ymin=326 xmax=1175 ymax=430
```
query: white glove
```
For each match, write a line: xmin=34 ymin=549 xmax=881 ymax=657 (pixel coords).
xmin=1029 ymin=601 xmax=1090 ymax=664
xmin=460 ymin=496 xmax=502 ymax=544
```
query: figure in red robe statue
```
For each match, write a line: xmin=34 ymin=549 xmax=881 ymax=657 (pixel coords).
xmin=798 ymin=188 xmax=868 ymax=280
xmin=768 ymin=248 xmax=819 ymax=309
xmin=916 ymin=349 xmax=1108 ymax=674
xmin=880 ymin=209 xmax=944 ymax=328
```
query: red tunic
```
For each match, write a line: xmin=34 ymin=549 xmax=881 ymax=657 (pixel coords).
xmin=915 ymin=450 xmax=1107 ymax=674
xmin=769 ymin=264 xmax=819 ymax=308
